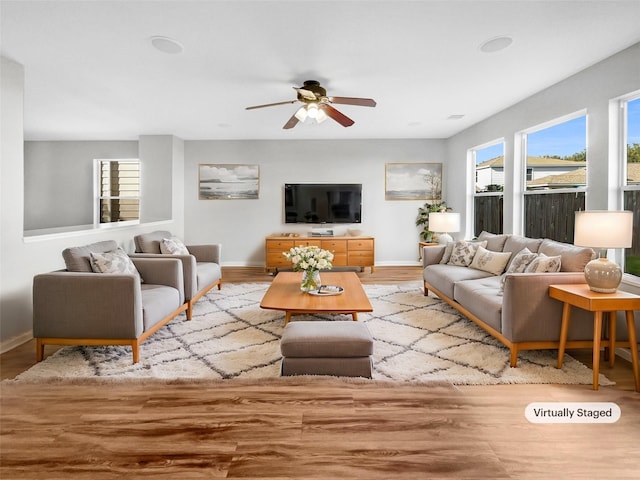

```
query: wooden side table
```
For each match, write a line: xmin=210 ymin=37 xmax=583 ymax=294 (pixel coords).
xmin=549 ymin=284 xmax=640 ymax=391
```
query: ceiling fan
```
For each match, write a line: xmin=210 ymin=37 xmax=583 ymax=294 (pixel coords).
xmin=245 ymin=80 xmax=376 ymax=129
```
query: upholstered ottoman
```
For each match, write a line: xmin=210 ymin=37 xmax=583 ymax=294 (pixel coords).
xmin=280 ymin=321 xmax=374 ymax=378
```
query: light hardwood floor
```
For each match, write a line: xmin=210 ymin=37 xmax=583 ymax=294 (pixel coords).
xmin=1 ymin=266 xmax=639 ymax=479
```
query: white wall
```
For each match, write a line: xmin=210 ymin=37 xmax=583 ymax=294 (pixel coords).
xmin=446 ymin=43 xmax=640 ymax=238
xmin=184 ymin=139 xmax=447 ymax=266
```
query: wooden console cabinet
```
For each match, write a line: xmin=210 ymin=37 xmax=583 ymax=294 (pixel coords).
xmin=265 ymin=235 xmax=375 ymax=273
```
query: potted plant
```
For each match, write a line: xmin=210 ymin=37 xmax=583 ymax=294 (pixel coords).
xmin=415 ymin=201 xmax=450 ymax=242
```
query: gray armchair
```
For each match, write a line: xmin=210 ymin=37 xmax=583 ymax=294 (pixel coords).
xmin=33 ymin=240 xmax=186 ymax=363
xmin=133 ymin=231 xmax=222 ymax=319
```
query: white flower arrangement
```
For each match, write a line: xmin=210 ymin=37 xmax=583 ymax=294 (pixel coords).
xmin=283 ymin=245 xmax=334 ymax=272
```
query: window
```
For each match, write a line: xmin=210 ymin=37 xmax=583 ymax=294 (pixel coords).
xmin=472 ymin=141 xmax=504 ymax=235
xmin=96 ymin=159 xmax=140 ymax=225
xmin=523 ymin=113 xmax=587 ymax=242
xmin=622 ymin=95 xmax=640 ymax=276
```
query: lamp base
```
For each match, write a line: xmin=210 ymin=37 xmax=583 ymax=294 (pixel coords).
xmin=437 ymin=233 xmax=453 ymax=244
xmin=584 ymin=257 xmax=623 ymax=293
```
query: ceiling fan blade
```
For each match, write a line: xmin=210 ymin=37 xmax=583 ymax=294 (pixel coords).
xmin=294 ymin=87 xmax=317 ymax=100
xmin=283 ymin=114 xmax=300 ymax=129
xmin=321 ymin=104 xmax=355 ymax=127
xmin=328 ymin=96 xmax=377 ymax=107
xmin=245 ymin=100 xmax=297 ymax=110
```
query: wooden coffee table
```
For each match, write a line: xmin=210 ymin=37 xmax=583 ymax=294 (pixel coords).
xmin=260 ymin=271 xmax=373 ymax=325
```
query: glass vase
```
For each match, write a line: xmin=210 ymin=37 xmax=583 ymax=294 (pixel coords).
xmin=300 ymin=269 xmax=321 ymax=292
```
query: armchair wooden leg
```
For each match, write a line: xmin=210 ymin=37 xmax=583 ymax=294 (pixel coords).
xmin=132 ymin=341 xmax=140 ymax=364
xmin=36 ymin=339 xmax=45 ymax=362
xmin=510 ymin=346 xmax=519 ymax=367
xmin=186 ymin=301 xmax=193 ymax=320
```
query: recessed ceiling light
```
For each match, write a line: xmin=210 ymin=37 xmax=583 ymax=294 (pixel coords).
xmin=479 ymin=35 xmax=513 ymax=53
xmin=447 ymin=114 xmax=465 ymax=120
xmin=150 ymin=36 xmax=184 ymax=54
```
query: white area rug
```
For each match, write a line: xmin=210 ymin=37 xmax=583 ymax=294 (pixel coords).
xmin=15 ymin=282 xmax=613 ymax=386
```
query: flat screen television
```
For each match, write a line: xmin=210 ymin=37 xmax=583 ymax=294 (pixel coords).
xmin=284 ymin=183 xmax=362 ymax=224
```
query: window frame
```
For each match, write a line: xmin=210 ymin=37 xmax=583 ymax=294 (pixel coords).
xmin=519 ymin=111 xmax=588 ymax=243
xmin=94 ymin=158 xmax=141 ymax=228
xmin=522 ymin=110 xmax=588 ymax=195
xmin=617 ymin=91 xmax=640 ymax=277
xmin=470 ymin=140 xmax=505 ymax=236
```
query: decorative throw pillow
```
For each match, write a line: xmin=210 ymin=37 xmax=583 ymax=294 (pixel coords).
xmin=448 ymin=240 xmax=488 ymax=267
xmin=439 ymin=242 xmax=455 ymax=264
xmin=506 ymin=248 xmax=538 ymax=274
xmin=160 ymin=237 xmax=189 ymax=255
xmin=469 ymin=246 xmax=512 ymax=275
xmin=90 ymin=247 xmax=143 ymax=282
xmin=524 ymin=253 xmax=562 ymax=273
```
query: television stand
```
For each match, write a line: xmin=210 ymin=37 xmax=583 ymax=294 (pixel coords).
xmin=265 ymin=235 xmax=374 ymax=273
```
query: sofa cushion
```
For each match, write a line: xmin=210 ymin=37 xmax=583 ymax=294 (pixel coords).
xmin=160 ymin=236 xmax=190 ymax=255
xmin=448 ymin=240 xmax=488 ymax=267
xmin=505 ymin=247 xmax=537 ymax=273
xmin=140 ymin=284 xmax=181 ymax=331
xmin=62 ymin=240 xmax=119 ymax=272
xmin=281 ymin=321 xmax=374 ymax=357
xmin=439 ymin=242 xmax=455 ymax=264
xmin=454 ymin=276 xmax=503 ymax=333
xmin=90 ymin=247 xmax=143 ymax=282
xmin=477 ymin=231 xmax=510 ymax=252
xmin=525 ymin=253 xmax=562 ymax=273
xmin=424 ymin=264 xmax=493 ymax=299
xmin=470 ymin=246 xmax=512 ymax=275
xmin=196 ymin=262 xmax=222 ymax=290
xmin=538 ymin=239 xmax=594 ymax=272
xmin=503 ymin=235 xmax=543 ymax=269
xmin=135 ymin=230 xmax=173 ymax=254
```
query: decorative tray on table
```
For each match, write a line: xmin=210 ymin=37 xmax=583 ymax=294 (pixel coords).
xmin=308 ymin=285 xmax=344 ymax=296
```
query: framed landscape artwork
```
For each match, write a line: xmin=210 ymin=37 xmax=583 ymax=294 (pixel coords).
xmin=385 ymin=162 xmax=442 ymax=201
xmin=198 ymin=164 xmax=260 ymax=200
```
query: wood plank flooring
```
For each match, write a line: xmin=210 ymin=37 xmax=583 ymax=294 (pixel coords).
xmin=1 ymin=266 xmax=639 ymax=479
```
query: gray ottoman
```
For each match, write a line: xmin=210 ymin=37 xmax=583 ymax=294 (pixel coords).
xmin=280 ymin=321 xmax=374 ymax=378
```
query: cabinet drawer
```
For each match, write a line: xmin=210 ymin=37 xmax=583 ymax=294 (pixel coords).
xmin=266 ymin=239 xmax=294 ymax=251
xmin=321 ymin=239 xmax=347 ymax=253
xmin=347 ymin=239 xmax=374 ymax=251
xmin=331 ymin=253 xmax=348 ymax=266
xmin=348 ymin=252 xmax=374 ymax=265
xmin=295 ymin=240 xmax=322 ymax=248
xmin=266 ymin=252 xmax=291 ymax=267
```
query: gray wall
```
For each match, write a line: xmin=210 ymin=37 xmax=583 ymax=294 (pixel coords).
xmin=24 ymin=135 xmax=176 ymax=232
xmin=184 ymin=139 xmax=446 ymax=266
xmin=24 ymin=141 xmax=139 ymax=231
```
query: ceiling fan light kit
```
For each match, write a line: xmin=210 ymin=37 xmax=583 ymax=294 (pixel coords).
xmin=246 ymin=80 xmax=376 ymax=130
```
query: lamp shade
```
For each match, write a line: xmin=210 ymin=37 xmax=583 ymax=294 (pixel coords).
xmin=429 ymin=212 xmax=460 ymax=244
xmin=574 ymin=211 xmax=633 ymax=249
xmin=573 ymin=210 xmax=633 ymax=293
xmin=429 ymin=212 xmax=460 ymax=233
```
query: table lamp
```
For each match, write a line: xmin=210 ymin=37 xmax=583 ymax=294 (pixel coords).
xmin=573 ymin=210 xmax=633 ymax=293
xmin=429 ymin=212 xmax=460 ymax=244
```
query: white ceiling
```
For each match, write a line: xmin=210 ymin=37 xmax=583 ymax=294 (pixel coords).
xmin=2 ymin=0 xmax=640 ymax=141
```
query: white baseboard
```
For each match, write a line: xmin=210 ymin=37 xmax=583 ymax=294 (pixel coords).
xmin=1 ymin=332 xmax=33 ymax=355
